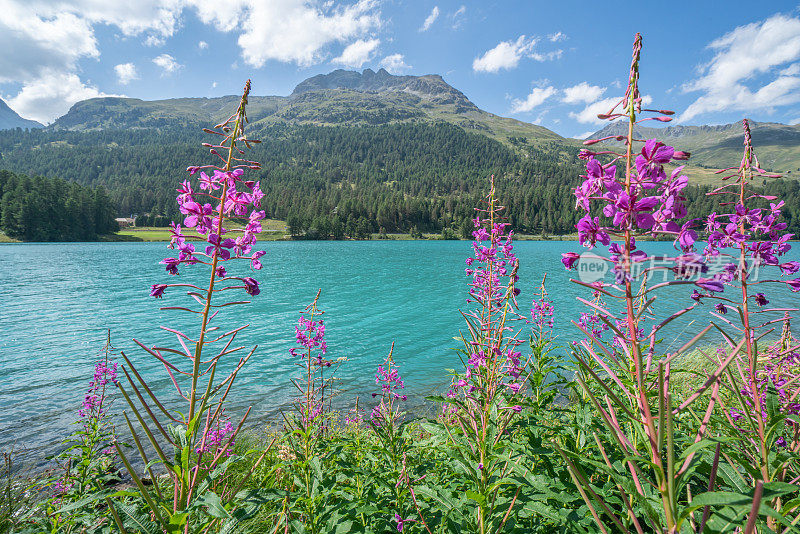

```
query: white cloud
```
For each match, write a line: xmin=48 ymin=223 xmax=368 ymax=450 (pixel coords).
xmin=781 ymin=63 xmax=800 ymax=76
xmin=381 ymin=53 xmax=411 ymax=74
xmin=153 ymin=53 xmax=182 ymax=74
xmin=198 ymin=40 xmax=209 ymax=50
xmin=0 ymin=1 xmax=181 ymax=126
xmin=570 ymin=95 xmax=652 ymax=125
xmin=114 ymin=63 xmax=139 ymax=85
xmin=7 ymin=73 xmax=116 ymax=124
xmin=473 ymin=35 xmax=560 ymax=73
xmin=0 ymin=4 xmax=98 ymax=83
xmin=419 ymin=6 xmax=439 ymax=32
xmin=548 ymin=31 xmax=566 ymax=42
xmin=192 ymin=0 xmax=382 ymax=67
xmin=332 ymin=38 xmax=380 ymax=67
xmin=144 ymin=34 xmax=165 ymax=47
xmin=681 ymin=14 xmax=800 ymax=122
xmin=510 ymin=86 xmax=556 ymax=113
xmin=573 ymin=131 xmax=594 ymax=139
xmin=562 ymin=82 xmax=605 ymax=104
xmin=450 ymin=5 xmax=465 ymax=28
xmin=473 ymin=36 xmax=534 ymax=73
xmin=0 ymin=1 xmax=384 ymax=119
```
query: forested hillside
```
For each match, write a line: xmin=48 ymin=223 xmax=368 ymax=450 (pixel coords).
xmin=1 ymin=122 xmax=799 ymax=238
xmin=0 ymin=170 xmax=117 ymax=241
xmin=0 ymin=122 xmax=585 ymax=235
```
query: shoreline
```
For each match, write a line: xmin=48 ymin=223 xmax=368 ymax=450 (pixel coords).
xmin=0 ymin=227 xmax=583 ymax=244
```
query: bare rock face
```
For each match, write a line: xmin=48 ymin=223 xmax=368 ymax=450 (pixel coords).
xmin=291 ymin=68 xmax=478 ymax=111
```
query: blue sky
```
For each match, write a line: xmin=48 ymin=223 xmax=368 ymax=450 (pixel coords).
xmin=3 ymin=1 xmax=800 ymax=138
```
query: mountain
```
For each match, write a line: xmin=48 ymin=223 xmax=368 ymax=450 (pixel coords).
xmin=589 ymin=120 xmax=800 ymax=176
xmin=0 ymin=99 xmax=43 ymax=130
xmin=50 ymin=69 xmax=563 ymax=146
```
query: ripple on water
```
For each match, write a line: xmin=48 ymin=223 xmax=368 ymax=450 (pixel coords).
xmin=1 ymin=240 xmax=799 ymax=460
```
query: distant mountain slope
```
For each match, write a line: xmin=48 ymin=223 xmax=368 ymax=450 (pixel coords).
xmin=0 ymin=99 xmax=43 ymax=130
xmin=51 ymin=95 xmax=285 ymax=131
xmin=50 ymin=68 xmax=563 ymax=146
xmin=590 ymin=120 xmax=800 ymax=176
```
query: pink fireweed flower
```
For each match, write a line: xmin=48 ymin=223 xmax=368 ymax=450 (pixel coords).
xmin=154 ymin=110 xmax=265 ymax=300
xmin=371 ymin=353 xmax=407 ymax=428
xmin=196 ymin=421 xmax=235 ymax=457
xmin=561 ymin=251 xmax=580 ymax=270
xmin=242 ymin=277 xmax=260 ymax=296
xmin=79 ymin=360 xmax=118 ymax=418
xmin=198 ymin=171 xmax=221 ymax=191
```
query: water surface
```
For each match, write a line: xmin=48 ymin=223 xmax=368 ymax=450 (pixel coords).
xmin=1 ymin=240 xmax=797 ymax=458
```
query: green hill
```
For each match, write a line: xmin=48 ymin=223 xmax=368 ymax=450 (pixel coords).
xmin=589 ymin=120 xmax=800 ymax=177
xmin=0 ymin=99 xmax=43 ymax=131
xmin=1 ymin=69 xmax=798 ymax=242
xmin=51 ymin=68 xmax=563 ymax=147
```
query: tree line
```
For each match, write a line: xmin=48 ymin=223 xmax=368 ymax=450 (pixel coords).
xmin=0 ymin=122 xmax=798 ymax=239
xmin=0 ymin=170 xmax=118 ymax=241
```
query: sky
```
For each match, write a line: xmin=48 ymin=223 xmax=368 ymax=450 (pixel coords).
xmin=3 ymin=0 xmax=800 ymax=138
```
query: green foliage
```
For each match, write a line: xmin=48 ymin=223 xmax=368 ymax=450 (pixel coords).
xmin=0 ymin=449 xmax=40 ymax=534
xmin=0 ymin=169 xmax=117 ymax=241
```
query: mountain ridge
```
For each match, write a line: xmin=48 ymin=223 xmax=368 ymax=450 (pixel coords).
xmin=0 ymin=99 xmax=44 ymax=130
xmin=48 ymin=69 xmax=563 ymax=145
xmin=589 ymin=120 xmax=800 ymax=173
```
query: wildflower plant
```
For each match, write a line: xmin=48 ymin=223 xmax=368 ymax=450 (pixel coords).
xmin=40 ymin=331 xmax=120 ymax=533
xmin=280 ymin=291 xmax=348 ymax=533
xmin=559 ymin=34 xmax=800 ymax=532
xmin=108 ymin=80 xmax=272 ymax=533
xmin=423 ymin=176 xmax=530 ymax=534
xmin=697 ymin=119 xmax=800 ymax=527
xmin=367 ymin=345 xmax=424 ymax=533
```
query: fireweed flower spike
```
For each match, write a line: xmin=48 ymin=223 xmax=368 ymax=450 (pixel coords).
xmin=108 ymin=80 xmax=274 ymax=532
xmin=699 ymin=119 xmax=800 ymax=511
xmin=289 ymin=289 xmax=339 ymax=430
xmin=432 ymin=176 xmax=534 ymax=533
xmin=554 ymin=34 xmax=784 ymax=533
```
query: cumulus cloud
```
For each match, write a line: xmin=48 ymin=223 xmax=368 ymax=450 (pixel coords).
xmin=473 ymin=35 xmax=561 ymax=73
xmin=510 ymin=86 xmax=556 ymax=113
xmin=7 ymin=73 xmax=116 ymax=124
xmin=198 ymin=40 xmax=209 ymax=50
xmin=419 ymin=6 xmax=439 ymax=32
xmin=114 ymin=63 xmax=138 ymax=85
xmin=548 ymin=31 xmax=566 ymax=42
xmin=380 ymin=54 xmax=411 ymax=74
xmin=680 ymin=14 xmax=800 ymax=122
xmin=144 ymin=34 xmax=166 ymax=47
xmin=0 ymin=4 xmax=98 ymax=84
xmin=0 ymin=1 xmax=181 ymax=123
xmin=0 ymin=1 xmax=385 ymax=119
xmin=562 ymin=82 xmax=605 ymax=104
xmin=192 ymin=0 xmax=382 ymax=67
xmin=332 ymin=38 xmax=380 ymax=67
xmin=153 ymin=53 xmax=182 ymax=74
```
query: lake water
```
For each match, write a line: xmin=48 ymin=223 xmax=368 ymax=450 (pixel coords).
xmin=1 ymin=240 xmax=798 ymax=458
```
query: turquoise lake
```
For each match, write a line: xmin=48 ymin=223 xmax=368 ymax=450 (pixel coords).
xmin=1 ymin=240 xmax=798 ymax=457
